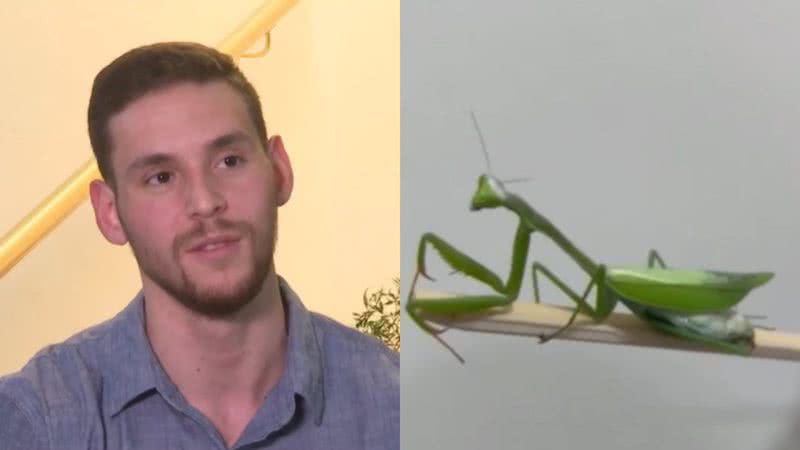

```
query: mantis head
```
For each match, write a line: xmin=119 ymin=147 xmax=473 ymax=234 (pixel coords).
xmin=470 ymin=174 xmax=509 ymax=211
xmin=467 ymin=113 xmax=519 ymax=211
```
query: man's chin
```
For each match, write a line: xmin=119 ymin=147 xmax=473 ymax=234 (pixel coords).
xmin=178 ymin=283 xmax=262 ymax=317
xmin=151 ymin=268 xmax=267 ymax=317
xmin=141 ymin=252 xmax=272 ymax=317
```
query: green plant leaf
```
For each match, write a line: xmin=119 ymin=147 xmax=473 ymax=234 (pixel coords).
xmin=354 ymin=278 xmax=400 ymax=352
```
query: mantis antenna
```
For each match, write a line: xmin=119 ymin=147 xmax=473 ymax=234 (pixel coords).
xmin=503 ymin=177 xmax=533 ymax=184
xmin=470 ymin=111 xmax=493 ymax=174
xmin=469 ymin=111 xmax=532 ymax=185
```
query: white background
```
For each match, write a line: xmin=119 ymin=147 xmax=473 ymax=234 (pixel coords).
xmin=401 ymin=2 xmax=800 ymax=449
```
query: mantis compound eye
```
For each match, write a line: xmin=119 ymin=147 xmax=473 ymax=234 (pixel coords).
xmin=486 ymin=175 xmax=509 ymax=200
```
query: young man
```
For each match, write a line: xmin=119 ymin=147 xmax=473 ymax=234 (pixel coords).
xmin=0 ymin=42 xmax=399 ymax=449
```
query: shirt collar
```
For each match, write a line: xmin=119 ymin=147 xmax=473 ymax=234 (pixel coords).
xmin=104 ymin=290 xmax=160 ymax=417
xmin=104 ymin=276 xmax=325 ymax=424
xmin=278 ymin=277 xmax=326 ymax=424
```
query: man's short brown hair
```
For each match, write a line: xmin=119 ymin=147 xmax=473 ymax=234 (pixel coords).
xmin=87 ymin=41 xmax=268 ymax=189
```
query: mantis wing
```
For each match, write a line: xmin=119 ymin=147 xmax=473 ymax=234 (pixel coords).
xmin=606 ymin=268 xmax=773 ymax=313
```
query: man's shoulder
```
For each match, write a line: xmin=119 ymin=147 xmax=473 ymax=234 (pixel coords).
xmin=308 ymin=311 xmax=399 ymax=383
xmin=0 ymin=318 xmax=121 ymax=448
xmin=0 ymin=312 xmax=123 ymax=415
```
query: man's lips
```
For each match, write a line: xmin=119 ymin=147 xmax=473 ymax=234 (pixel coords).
xmin=186 ymin=235 xmax=241 ymax=253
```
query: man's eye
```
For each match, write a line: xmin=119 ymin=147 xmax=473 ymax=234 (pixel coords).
xmin=146 ymin=172 xmax=172 ymax=185
xmin=220 ymin=155 xmax=243 ymax=168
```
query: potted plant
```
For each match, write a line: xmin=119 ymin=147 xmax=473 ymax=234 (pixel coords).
xmin=354 ymin=278 xmax=400 ymax=352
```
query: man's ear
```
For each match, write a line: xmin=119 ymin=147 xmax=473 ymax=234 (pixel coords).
xmin=89 ymin=180 xmax=128 ymax=245
xmin=267 ymin=135 xmax=294 ymax=206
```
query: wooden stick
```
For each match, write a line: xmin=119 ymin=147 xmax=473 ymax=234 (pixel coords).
xmin=414 ymin=290 xmax=800 ymax=362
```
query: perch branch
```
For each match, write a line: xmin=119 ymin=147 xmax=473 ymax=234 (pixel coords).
xmin=414 ymin=290 xmax=800 ymax=362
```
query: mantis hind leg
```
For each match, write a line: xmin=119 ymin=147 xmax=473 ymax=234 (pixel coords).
xmin=531 ymin=262 xmax=614 ymax=342
xmin=648 ymin=249 xmax=667 ymax=268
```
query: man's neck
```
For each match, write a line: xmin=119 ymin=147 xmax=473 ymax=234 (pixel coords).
xmin=141 ymin=271 xmax=288 ymax=414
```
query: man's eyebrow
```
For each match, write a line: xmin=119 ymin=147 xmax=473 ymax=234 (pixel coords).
xmin=126 ymin=153 xmax=175 ymax=176
xmin=206 ymin=131 xmax=252 ymax=152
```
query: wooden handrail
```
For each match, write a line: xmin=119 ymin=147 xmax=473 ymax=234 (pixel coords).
xmin=0 ymin=0 xmax=298 ymax=278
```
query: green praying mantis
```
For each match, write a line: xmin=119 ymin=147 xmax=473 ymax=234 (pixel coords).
xmin=406 ymin=113 xmax=774 ymax=363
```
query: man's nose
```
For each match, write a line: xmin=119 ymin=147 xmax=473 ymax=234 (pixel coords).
xmin=185 ymin=172 xmax=226 ymax=218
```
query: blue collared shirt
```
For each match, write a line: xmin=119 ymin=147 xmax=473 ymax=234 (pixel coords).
xmin=0 ymin=277 xmax=399 ymax=449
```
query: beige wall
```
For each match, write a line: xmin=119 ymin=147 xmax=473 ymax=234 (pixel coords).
xmin=0 ymin=0 xmax=398 ymax=375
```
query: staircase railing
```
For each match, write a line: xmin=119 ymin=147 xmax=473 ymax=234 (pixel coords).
xmin=0 ymin=0 xmax=298 ymax=279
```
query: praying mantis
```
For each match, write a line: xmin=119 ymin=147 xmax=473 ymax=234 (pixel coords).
xmin=406 ymin=113 xmax=774 ymax=363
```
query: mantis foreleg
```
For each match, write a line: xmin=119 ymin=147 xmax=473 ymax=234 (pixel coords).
xmin=413 ymin=221 xmax=532 ymax=297
xmin=407 ymin=222 xmax=534 ymax=362
xmin=415 ymin=232 xmax=505 ymax=291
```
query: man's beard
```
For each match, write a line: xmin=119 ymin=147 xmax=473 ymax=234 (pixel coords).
xmin=121 ymin=213 xmax=277 ymax=318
